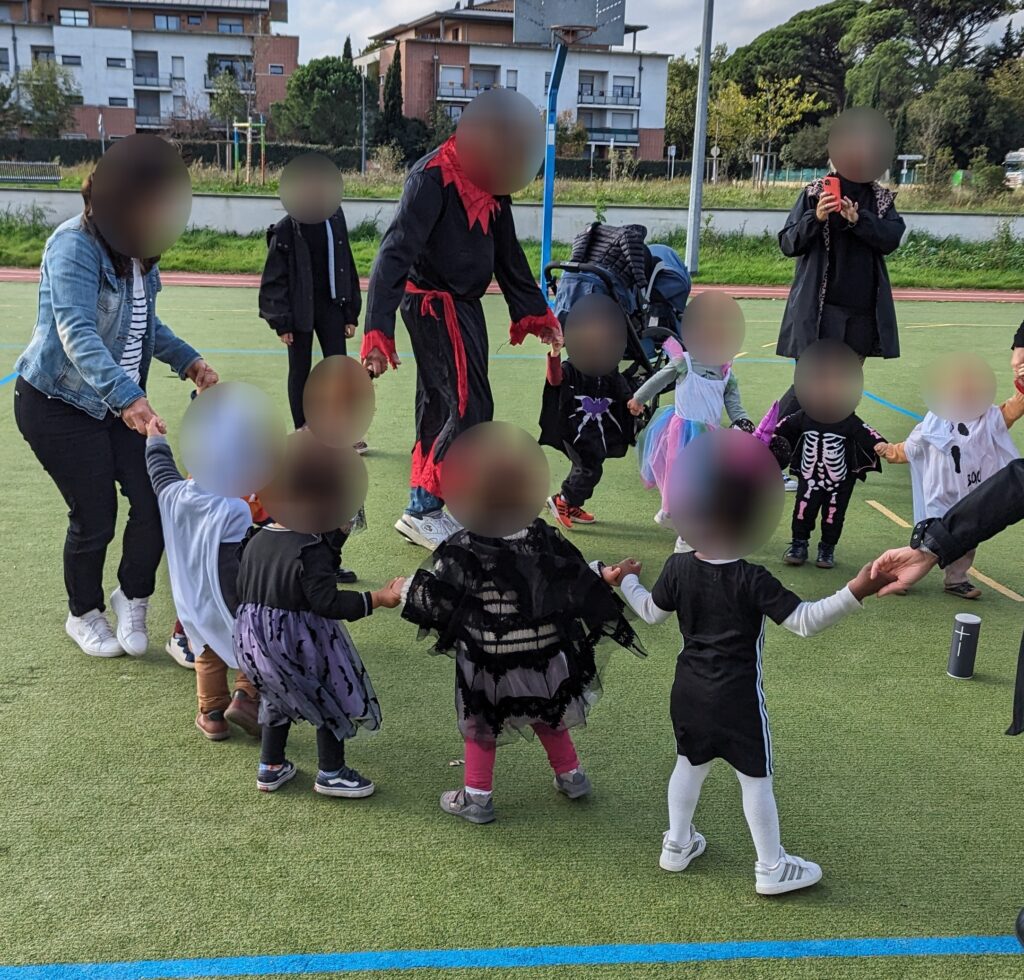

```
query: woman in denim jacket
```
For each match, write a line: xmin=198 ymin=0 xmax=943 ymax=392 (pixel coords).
xmin=14 ymin=170 xmax=218 ymax=658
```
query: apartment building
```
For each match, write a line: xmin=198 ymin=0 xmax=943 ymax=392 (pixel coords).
xmin=0 ymin=1 xmax=297 ymax=137
xmin=357 ymin=0 xmax=669 ymax=160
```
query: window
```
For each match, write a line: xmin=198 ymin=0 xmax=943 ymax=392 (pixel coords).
xmin=439 ymin=65 xmax=463 ymax=89
xmin=33 ymin=47 xmax=56 ymax=63
xmin=154 ymin=14 xmax=180 ymax=31
xmin=443 ymin=104 xmax=463 ymax=122
xmin=109 ymin=97 xmax=129 ymax=107
xmin=218 ymin=17 xmax=243 ymax=33
xmin=269 ymin=64 xmax=284 ymax=75
xmin=107 ymin=57 xmax=127 ymax=68
xmin=578 ymin=72 xmax=594 ymax=97
xmin=544 ymin=71 xmax=551 ymax=95
xmin=0 ymin=48 xmax=9 ymax=73
xmin=505 ymin=68 xmax=517 ymax=91
xmin=59 ymin=8 xmax=89 ymax=27
xmin=610 ymin=111 xmax=634 ymax=129
xmin=64 ymin=133 xmax=88 ymax=140
xmin=451 ymin=27 xmax=460 ymax=41
xmin=68 ymin=93 xmax=84 ymax=104
xmin=187 ymin=15 xmax=202 ymax=25
xmin=172 ymin=56 xmax=185 ymax=79
xmin=173 ymin=94 xmax=186 ymax=117
xmin=62 ymin=54 xmax=82 ymax=66
xmin=612 ymin=75 xmax=635 ymax=99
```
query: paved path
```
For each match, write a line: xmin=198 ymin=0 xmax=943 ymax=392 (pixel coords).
xmin=0 ymin=267 xmax=1021 ymax=303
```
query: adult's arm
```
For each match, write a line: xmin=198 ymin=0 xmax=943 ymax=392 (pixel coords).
xmin=492 ymin=201 xmax=561 ymax=345
xmin=151 ymin=270 xmax=202 ymax=376
xmin=849 ymin=203 xmax=905 ymax=256
xmin=361 ymin=171 xmax=445 ymax=363
xmin=777 ymin=190 xmax=821 ymax=258
xmin=258 ymin=226 xmax=293 ymax=335
xmin=921 ymin=458 xmax=1024 ymax=566
xmin=46 ymin=228 xmax=146 ymax=414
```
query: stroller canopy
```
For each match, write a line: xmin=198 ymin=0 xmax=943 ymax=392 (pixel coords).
xmin=647 ymin=244 xmax=691 ymax=314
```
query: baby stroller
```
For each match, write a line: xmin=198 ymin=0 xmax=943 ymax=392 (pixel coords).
xmin=544 ymin=223 xmax=692 ymax=408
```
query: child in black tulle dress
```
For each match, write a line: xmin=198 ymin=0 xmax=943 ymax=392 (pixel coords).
xmin=400 ymin=436 xmax=646 ymax=824
xmin=234 ymin=522 xmax=402 ymax=797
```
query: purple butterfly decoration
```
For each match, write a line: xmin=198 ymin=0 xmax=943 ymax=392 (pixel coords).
xmin=579 ymin=395 xmax=612 ymax=416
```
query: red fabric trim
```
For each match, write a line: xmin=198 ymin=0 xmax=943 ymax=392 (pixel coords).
xmin=425 ymin=136 xmax=500 ymax=235
xmin=546 ymin=352 xmax=563 ymax=386
xmin=360 ymin=330 xmax=399 ymax=368
xmin=406 ymin=282 xmax=469 ymax=417
xmin=510 ymin=309 xmax=562 ymax=346
xmin=411 ymin=440 xmax=444 ymax=497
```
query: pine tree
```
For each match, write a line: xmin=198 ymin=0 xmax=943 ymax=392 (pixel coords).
xmin=381 ymin=48 xmax=403 ymax=141
xmin=342 ymin=36 xmax=353 ymax=66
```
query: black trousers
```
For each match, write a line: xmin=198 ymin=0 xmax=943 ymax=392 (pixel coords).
xmin=14 ymin=377 xmax=164 ymax=616
xmin=560 ymin=441 xmax=604 ymax=507
xmin=778 ymin=304 xmax=875 ymax=417
xmin=791 ymin=477 xmax=856 ymax=546
xmin=1009 ymin=630 xmax=1024 ymax=736
xmin=261 ymin=721 xmax=346 ymax=771
xmin=286 ymin=301 xmax=347 ymax=429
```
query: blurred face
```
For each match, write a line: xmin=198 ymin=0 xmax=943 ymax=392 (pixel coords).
xmin=669 ymin=428 xmax=785 ymax=560
xmin=679 ymin=293 xmax=745 ymax=366
xmin=563 ymin=293 xmax=627 ymax=377
xmin=90 ymin=134 xmax=191 ymax=257
xmin=794 ymin=339 xmax=864 ymax=424
xmin=455 ymin=88 xmax=545 ymax=196
xmin=180 ymin=382 xmax=285 ymax=498
xmin=279 ymin=153 xmax=344 ymax=224
xmin=827 ymin=107 xmax=895 ymax=184
xmin=302 ymin=355 xmax=375 ymax=449
xmin=924 ymin=353 xmax=996 ymax=424
xmin=440 ymin=422 xmax=550 ymax=538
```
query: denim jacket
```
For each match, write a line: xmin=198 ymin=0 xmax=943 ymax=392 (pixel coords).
xmin=14 ymin=215 xmax=201 ymax=420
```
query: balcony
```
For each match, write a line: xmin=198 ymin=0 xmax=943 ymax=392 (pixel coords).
xmin=204 ymin=73 xmax=255 ymax=92
xmin=586 ymin=127 xmax=639 ymax=146
xmin=578 ymin=89 xmax=641 ymax=107
xmin=436 ymin=83 xmax=500 ymax=101
xmin=134 ymin=72 xmax=173 ymax=89
xmin=135 ymin=114 xmax=172 ymax=128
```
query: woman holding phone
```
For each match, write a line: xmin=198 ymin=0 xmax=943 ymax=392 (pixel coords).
xmin=775 ymin=109 xmax=906 ymax=418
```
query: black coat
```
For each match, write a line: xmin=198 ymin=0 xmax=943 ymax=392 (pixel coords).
xmin=258 ymin=209 xmax=361 ymax=335
xmin=776 ymin=178 xmax=905 ymax=360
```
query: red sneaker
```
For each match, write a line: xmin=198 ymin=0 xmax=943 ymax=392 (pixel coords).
xmin=546 ymin=494 xmax=573 ymax=530
xmin=569 ymin=504 xmax=596 ymax=524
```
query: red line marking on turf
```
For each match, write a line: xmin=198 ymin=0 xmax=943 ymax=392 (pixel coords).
xmin=0 ymin=267 xmax=1022 ymax=302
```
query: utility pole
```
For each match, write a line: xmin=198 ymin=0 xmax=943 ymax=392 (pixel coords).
xmin=685 ymin=0 xmax=714 ymax=275
xmin=360 ymin=68 xmax=367 ymax=175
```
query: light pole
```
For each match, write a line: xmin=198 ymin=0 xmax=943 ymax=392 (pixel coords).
xmin=360 ymin=68 xmax=367 ymax=175
xmin=685 ymin=0 xmax=714 ymax=276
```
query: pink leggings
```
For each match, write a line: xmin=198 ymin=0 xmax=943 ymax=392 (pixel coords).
xmin=463 ymin=724 xmax=579 ymax=793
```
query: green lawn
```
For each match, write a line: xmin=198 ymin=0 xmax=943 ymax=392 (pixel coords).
xmin=0 ymin=286 xmax=1022 ymax=979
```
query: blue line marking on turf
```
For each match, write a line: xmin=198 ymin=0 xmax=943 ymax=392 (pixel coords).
xmin=861 ymin=391 xmax=925 ymax=420
xmin=0 ymin=371 xmax=17 ymax=385
xmin=0 ymin=935 xmax=1018 ymax=979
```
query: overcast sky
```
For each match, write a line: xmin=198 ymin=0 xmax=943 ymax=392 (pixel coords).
xmin=287 ymin=0 xmax=844 ymax=61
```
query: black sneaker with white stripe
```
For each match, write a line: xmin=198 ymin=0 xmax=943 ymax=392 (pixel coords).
xmin=755 ymin=849 xmax=822 ymax=895
xmin=314 ymin=766 xmax=375 ymax=798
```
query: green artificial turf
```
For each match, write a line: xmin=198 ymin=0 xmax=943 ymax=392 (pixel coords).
xmin=0 ymin=286 xmax=1022 ymax=978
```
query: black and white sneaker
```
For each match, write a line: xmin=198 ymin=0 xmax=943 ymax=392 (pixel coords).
xmin=314 ymin=766 xmax=375 ymax=798
xmin=256 ymin=760 xmax=297 ymax=793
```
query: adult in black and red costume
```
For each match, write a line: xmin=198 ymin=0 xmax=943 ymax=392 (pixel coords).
xmin=361 ymin=91 xmax=561 ymax=550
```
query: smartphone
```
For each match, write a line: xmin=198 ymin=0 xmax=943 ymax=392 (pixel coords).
xmin=821 ymin=175 xmax=842 ymax=211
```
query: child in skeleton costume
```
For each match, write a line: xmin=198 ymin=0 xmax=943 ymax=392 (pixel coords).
xmin=777 ymin=409 xmax=884 ymax=569
xmin=875 ymin=385 xmax=1024 ymax=599
xmin=362 ymin=101 xmax=560 ymax=553
xmin=629 ymin=337 xmax=750 ymax=541
xmin=539 ymin=294 xmax=637 ymax=530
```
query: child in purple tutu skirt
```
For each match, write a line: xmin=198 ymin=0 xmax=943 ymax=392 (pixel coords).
xmin=234 ymin=482 xmax=403 ymax=797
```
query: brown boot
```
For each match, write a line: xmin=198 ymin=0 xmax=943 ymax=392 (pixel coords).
xmin=224 ymin=690 xmax=261 ymax=737
xmin=196 ymin=710 xmax=230 ymax=741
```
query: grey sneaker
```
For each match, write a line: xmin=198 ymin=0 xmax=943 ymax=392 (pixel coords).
xmin=440 ymin=788 xmax=495 ymax=824
xmin=659 ymin=828 xmax=707 ymax=872
xmin=553 ymin=768 xmax=593 ymax=799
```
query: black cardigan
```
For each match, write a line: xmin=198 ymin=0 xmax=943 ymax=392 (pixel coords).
xmin=258 ymin=208 xmax=362 ymax=335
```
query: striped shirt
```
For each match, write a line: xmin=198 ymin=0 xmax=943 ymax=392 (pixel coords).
xmin=120 ymin=260 xmax=147 ymax=384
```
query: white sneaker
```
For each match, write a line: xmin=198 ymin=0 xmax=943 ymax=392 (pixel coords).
xmin=110 ymin=588 xmax=150 ymax=656
xmin=394 ymin=512 xmax=450 ymax=551
xmin=755 ymin=849 xmax=822 ymax=895
xmin=654 ymin=509 xmax=674 ymax=529
xmin=436 ymin=510 xmax=463 ymax=537
xmin=674 ymin=537 xmax=694 ymax=554
xmin=660 ymin=829 xmax=707 ymax=872
xmin=783 ymin=475 xmax=799 ymax=492
xmin=65 ymin=609 xmax=124 ymax=658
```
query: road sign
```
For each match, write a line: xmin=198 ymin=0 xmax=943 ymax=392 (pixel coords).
xmin=668 ymin=145 xmax=677 ymax=157
xmin=710 ymin=145 xmax=720 ymax=157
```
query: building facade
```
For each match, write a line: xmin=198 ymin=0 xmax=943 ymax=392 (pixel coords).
xmin=0 ymin=0 xmax=297 ymax=138
xmin=357 ymin=0 xmax=669 ymax=161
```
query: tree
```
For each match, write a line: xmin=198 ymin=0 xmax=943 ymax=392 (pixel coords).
xmin=208 ymin=71 xmax=247 ymax=127
xmin=342 ymin=36 xmax=353 ymax=66
xmin=380 ymin=48 xmax=403 ymax=143
xmin=842 ymin=37 xmax=917 ymax=115
xmin=977 ymin=19 xmax=1024 ymax=75
xmin=706 ymin=80 xmax=756 ymax=178
xmin=906 ymin=68 xmax=992 ymax=166
xmin=723 ymin=0 xmax=863 ymax=111
xmin=746 ymin=75 xmax=828 ymax=183
xmin=426 ymin=103 xmax=456 ymax=151
xmin=664 ymin=44 xmax=729 ymax=158
xmin=270 ymin=56 xmax=361 ymax=145
xmin=555 ymin=110 xmax=588 ymax=158
xmin=19 ymin=60 xmax=79 ymax=138
xmin=780 ymin=119 xmax=832 ymax=168
xmin=985 ymin=57 xmax=1024 ymax=158
xmin=0 ymin=79 xmax=22 ymax=136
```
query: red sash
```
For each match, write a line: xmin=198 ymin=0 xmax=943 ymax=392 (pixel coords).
xmin=405 ymin=282 xmax=469 ymax=418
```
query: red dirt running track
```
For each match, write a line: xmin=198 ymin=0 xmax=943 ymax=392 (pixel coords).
xmin=0 ymin=267 xmax=1021 ymax=303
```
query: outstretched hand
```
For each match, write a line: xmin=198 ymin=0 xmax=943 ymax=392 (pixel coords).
xmin=363 ymin=347 xmax=398 ymax=378
xmin=869 ymin=547 xmax=938 ymax=597
xmin=372 ymin=577 xmax=406 ymax=609
xmin=601 ymin=558 xmax=642 ymax=586
xmin=848 ymin=562 xmax=895 ymax=602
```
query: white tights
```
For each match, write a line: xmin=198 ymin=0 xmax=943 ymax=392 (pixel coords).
xmin=667 ymin=754 xmax=782 ymax=866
